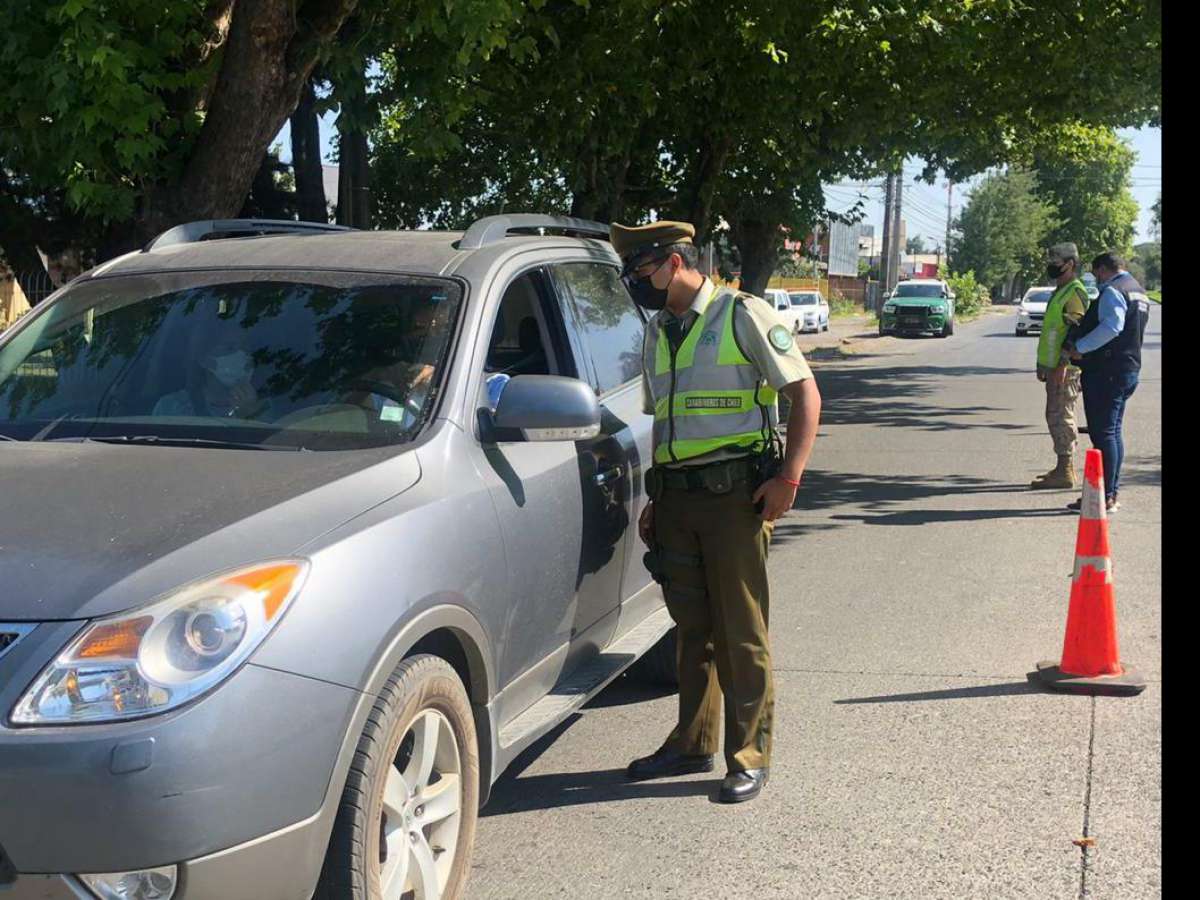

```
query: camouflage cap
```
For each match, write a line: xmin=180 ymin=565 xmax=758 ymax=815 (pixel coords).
xmin=1048 ymin=242 xmax=1079 ymax=263
xmin=609 ymin=221 xmax=695 ymax=265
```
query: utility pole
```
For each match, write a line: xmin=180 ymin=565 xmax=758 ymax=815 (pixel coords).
xmin=945 ymin=179 xmax=954 ymax=271
xmin=879 ymin=174 xmax=894 ymax=309
xmin=890 ymin=169 xmax=903 ymax=293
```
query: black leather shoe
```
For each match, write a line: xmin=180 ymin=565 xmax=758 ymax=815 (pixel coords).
xmin=718 ymin=768 xmax=769 ymax=803
xmin=626 ymin=747 xmax=714 ymax=781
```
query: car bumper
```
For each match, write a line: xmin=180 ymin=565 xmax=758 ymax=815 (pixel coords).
xmin=1016 ymin=314 xmax=1043 ymax=332
xmin=0 ymin=623 xmax=359 ymax=898
xmin=880 ymin=314 xmax=947 ymax=333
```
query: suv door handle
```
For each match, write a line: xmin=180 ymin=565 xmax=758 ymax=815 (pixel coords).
xmin=593 ymin=467 xmax=623 ymax=486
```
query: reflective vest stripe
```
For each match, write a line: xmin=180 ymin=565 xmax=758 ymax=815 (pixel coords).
xmin=648 ymin=289 xmax=777 ymax=462
xmin=1037 ymin=278 xmax=1087 ymax=370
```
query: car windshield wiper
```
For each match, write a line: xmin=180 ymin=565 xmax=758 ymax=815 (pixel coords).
xmin=48 ymin=435 xmax=304 ymax=451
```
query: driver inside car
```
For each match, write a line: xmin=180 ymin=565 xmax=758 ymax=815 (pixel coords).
xmin=153 ymin=335 xmax=262 ymax=419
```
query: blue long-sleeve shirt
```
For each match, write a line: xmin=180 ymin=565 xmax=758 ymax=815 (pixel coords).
xmin=1074 ymin=271 xmax=1129 ymax=354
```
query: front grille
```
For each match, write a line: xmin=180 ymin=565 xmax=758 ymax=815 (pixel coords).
xmin=897 ymin=307 xmax=928 ymax=317
xmin=0 ymin=624 xmax=34 ymax=663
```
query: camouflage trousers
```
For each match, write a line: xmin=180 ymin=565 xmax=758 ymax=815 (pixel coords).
xmin=1046 ymin=367 xmax=1082 ymax=457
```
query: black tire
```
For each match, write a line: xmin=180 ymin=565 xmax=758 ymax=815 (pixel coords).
xmin=628 ymin=626 xmax=679 ymax=687
xmin=316 ymin=655 xmax=480 ymax=900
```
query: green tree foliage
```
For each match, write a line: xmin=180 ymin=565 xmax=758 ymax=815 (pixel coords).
xmin=906 ymin=236 xmax=927 ymax=255
xmin=1129 ymin=242 xmax=1161 ymax=289
xmin=1032 ymin=126 xmax=1138 ymax=260
xmin=1150 ymin=193 xmax=1162 ymax=241
xmin=953 ymin=170 xmax=1057 ymax=299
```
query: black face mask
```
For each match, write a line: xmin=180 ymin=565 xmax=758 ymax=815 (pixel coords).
xmin=622 ymin=257 xmax=670 ymax=310
xmin=1046 ymin=262 xmax=1069 ymax=280
xmin=624 ymin=274 xmax=669 ymax=310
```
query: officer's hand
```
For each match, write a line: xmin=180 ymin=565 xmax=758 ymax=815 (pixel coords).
xmin=1036 ymin=369 xmax=1048 ymax=383
xmin=638 ymin=502 xmax=655 ymax=546
xmin=753 ymin=477 xmax=798 ymax=522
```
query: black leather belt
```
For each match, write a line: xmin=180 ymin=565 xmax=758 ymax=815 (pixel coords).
xmin=654 ymin=456 xmax=757 ymax=493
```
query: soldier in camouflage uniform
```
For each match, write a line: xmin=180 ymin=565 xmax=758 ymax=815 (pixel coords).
xmin=1031 ymin=243 xmax=1091 ymax=489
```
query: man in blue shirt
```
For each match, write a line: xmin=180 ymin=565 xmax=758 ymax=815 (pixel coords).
xmin=1065 ymin=251 xmax=1152 ymax=513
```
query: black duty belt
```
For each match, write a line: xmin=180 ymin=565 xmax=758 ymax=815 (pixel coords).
xmin=652 ymin=456 xmax=758 ymax=494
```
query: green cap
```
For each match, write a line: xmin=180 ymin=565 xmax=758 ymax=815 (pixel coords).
xmin=609 ymin=221 xmax=695 ymax=265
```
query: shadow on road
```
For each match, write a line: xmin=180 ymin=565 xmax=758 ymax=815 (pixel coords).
xmin=1117 ymin=454 xmax=1161 ymax=487
xmin=583 ymin=675 xmax=677 ymax=709
xmin=482 ymin=767 xmax=715 ymax=817
xmin=833 ymin=678 xmax=1046 ymax=705
xmin=829 ymin=506 xmax=1071 ymax=526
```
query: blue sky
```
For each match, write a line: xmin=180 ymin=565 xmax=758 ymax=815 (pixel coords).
xmin=277 ymin=117 xmax=1161 ymax=243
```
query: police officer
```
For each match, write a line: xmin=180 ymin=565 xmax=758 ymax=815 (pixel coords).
xmin=1030 ymin=242 xmax=1090 ymax=490
xmin=611 ymin=220 xmax=821 ymax=804
xmin=1065 ymin=251 xmax=1151 ymax=513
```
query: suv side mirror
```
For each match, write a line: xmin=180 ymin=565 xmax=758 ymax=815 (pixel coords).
xmin=489 ymin=374 xmax=601 ymax=442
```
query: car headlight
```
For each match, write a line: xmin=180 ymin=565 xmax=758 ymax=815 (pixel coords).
xmin=883 ymin=304 xmax=896 ymax=313
xmin=11 ymin=561 xmax=308 ymax=725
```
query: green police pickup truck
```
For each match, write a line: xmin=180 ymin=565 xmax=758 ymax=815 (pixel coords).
xmin=879 ymin=279 xmax=956 ymax=338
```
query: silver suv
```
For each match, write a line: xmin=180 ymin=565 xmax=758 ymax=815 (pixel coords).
xmin=0 ymin=216 xmax=675 ymax=900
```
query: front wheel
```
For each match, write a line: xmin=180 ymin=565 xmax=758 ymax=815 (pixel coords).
xmin=316 ymin=655 xmax=480 ymax=900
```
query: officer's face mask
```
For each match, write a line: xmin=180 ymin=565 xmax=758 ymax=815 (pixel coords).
xmin=1046 ymin=259 xmax=1073 ymax=281
xmin=622 ymin=256 xmax=673 ymax=310
xmin=203 ymin=350 xmax=252 ymax=388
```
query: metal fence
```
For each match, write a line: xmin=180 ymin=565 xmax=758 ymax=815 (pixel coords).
xmin=18 ymin=268 xmax=56 ymax=306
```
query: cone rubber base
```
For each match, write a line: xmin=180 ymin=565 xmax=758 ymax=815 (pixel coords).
xmin=1034 ymin=660 xmax=1147 ymax=696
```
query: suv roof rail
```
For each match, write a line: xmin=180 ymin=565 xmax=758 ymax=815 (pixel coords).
xmin=458 ymin=214 xmax=610 ymax=250
xmin=143 ymin=219 xmax=353 ymax=252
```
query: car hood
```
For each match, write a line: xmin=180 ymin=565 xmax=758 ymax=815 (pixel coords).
xmin=889 ymin=298 xmax=945 ymax=306
xmin=0 ymin=442 xmax=420 ymax=621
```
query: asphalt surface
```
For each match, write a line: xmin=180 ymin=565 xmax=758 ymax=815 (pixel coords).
xmin=468 ymin=305 xmax=1162 ymax=899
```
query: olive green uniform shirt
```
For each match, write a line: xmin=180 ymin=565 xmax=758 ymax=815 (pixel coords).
xmin=641 ymin=278 xmax=813 ymax=467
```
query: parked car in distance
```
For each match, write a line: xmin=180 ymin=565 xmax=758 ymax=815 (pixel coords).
xmin=1015 ymin=285 xmax=1055 ymax=335
xmin=878 ymin=278 xmax=956 ymax=338
xmin=763 ymin=287 xmax=791 ymax=313
xmin=785 ymin=290 xmax=830 ymax=333
xmin=1081 ymin=271 xmax=1100 ymax=300
xmin=0 ymin=215 xmax=680 ymax=900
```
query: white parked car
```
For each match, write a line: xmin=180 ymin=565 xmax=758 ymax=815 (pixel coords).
xmin=765 ymin=288 xmax=830 ymax=333
xmin=1015 ymin=286 xmax=1055 ymax=336
xmin=786 ymin=290 xmax=830 ymax=333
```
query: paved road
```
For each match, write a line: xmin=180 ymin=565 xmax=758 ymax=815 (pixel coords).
xmin=469 ymin=305 xmax=1162 ymax=899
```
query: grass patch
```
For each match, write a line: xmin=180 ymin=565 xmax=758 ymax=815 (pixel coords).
xmin=1147 ymin=289 xmax=1161 ymax=303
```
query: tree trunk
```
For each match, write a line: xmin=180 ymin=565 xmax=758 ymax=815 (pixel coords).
xmin=336 ymin=129 xmax=371 ymax=229
xmin=291 ymin=81 xmax=328 ymax=222
xmin=731 ymin=218 xmax=780 ymax=297
xmin=675 ymin=134 xmax=733 ymax=243
xmin=134 ymin=0 xmax=359 ymax=246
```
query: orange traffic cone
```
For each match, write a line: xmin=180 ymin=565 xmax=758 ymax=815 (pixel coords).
xmin=1035 ymin=449 xmax=1146 ymax=696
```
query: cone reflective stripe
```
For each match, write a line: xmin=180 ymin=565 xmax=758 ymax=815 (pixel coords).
xmin=1035 ymin=449 xmax=1146 ymax=696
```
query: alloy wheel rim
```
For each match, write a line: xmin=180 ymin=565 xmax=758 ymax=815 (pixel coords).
xmin=377 ymin=708 xmax=462 ymax=900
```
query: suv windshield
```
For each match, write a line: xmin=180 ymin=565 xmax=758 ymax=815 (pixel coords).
xmin=892 ymin=283 xmax=944 ymax=298
xmin=1026 ymin=289 xmax=1054 ymax=304
xmin=0 ymin=272 xmax=462 ymax=450
xmin=789 ymin=293 xmax=818 ymax=306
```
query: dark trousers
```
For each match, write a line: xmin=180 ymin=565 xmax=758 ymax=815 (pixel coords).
xmin=1080 ymin=369 xmax=1140 ymax=499
xmin=654 ymin=483 xmax=774 ymax=772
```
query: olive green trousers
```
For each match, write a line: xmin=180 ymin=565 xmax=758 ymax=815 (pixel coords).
xmin=654 ymin=482 xmax=775 ymax=772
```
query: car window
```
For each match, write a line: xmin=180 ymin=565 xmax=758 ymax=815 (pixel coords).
xmin=1026 ymin=290 xmax=1054 ymax=303
xmin=789 ymin=293 xmax=818 ymax=306
xmin=485 ymin=272 xmax=557 ymax=378
xmin=892 ymin=283 xmax=944 ymax=298
xmin=552 ymin=263 xmax=644 ymax=394
xmin=0 ymin=273 xmax=461 ymax=449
